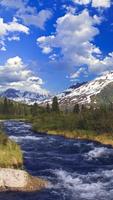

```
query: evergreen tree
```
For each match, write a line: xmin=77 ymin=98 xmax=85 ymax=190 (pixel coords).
xmin=31 ymin=103 xmax=38 ymax=116
xmin=73 ymin=104 xmax=80 ymax=113
xmin=46 ymin=103 xmax=51 ymax=113
xmin=80 ymin=104 xmax=86 ymax=112
xmin=52 ymin=96 xmax=59 ymax=112
xmin=3 ymin=98 xmax=9 ymax=115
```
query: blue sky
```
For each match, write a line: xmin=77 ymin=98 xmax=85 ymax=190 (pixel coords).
xmin=0 ymin=0 xmax=112 ymax=95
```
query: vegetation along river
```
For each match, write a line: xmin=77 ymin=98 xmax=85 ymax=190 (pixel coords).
xmin=1 ymin=120 xmax=113 ymax=200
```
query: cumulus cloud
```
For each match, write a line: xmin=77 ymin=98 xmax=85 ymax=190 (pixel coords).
xmin=37 ymin=9 xmax=113 ymax=76
xmin=92 ymin=0 xmax=111 ymax=8
xmin=0 ymin=0 xmax=52 ymax=29
xmin=0 ymin=56 xmax=48 ymax=95
xmin=0 ymin=17 xmax=29 ymax=50
xmin=73 ymin=0 xmax=111 ymax=8
xmin=0 ymin=17 xmax=29 ymax=36
xmin=2 ymin=18 xmax=29 ymax=34
xmin=18 ymin=9 xmax=52 ymax=29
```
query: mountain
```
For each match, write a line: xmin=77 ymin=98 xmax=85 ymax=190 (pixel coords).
xmin=42 ymin=71 xmax=113 ymax=110
xmin=59 ymin=72 xmax=113 ymax=108
xmin=0 ymin=88 xmax=49 ymax=104
xmin=1 ymin=72 xmax=113 ymax=108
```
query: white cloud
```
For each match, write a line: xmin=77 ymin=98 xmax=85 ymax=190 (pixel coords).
xmin=73 ymin=0 xmax=91 ymax=5
xmin=8 ymin=36 xmax=20 ymax=41
xmin=88 ymin=52 xmax=113 ymax=71
xmin=70 ymin=67 xmax=88 ymax=79
xmin=18 ymin=9 xmax=52 ymax=29
xmin=0 ymin=17 xmax=29 ymax=36
xmin=0 ymin=40 xmax=6 ymax=51
xmin=6 ymin=18 xmax=29 ymax=34
xmin=49 ymin=53 xmax=57 ymax=61
xmin=0 ymin=0 xmax=26 ymax=9
xmin=92 ymin=0 xmax=111 ymax=8
xmin=0 ymin=17 xmax=29 ymax=50
xmin=37 ymin=35 xmax=55 ymax=54
xmin=37 ymin=9 xmax=113 ymax=74
xmin=0 ymin=56 xmax=48 ymax=95
xmin=42 ymin=46 xmax=52 ymax=54
xmin=0 ymin=0 xmax=52 ymax=29
xmin=73 ymin=0 xmax=111 ymax=8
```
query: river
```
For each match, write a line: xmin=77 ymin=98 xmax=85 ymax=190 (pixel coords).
xmin=1 ymin=120 xmax=113 ymax=200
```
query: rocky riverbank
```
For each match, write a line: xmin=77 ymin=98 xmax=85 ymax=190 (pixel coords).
xmin=0 ymin=168 xmax=48 ymax=192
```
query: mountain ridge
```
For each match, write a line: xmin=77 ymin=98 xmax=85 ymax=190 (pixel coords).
xmin=0 ymin=88 xmax=50 ymax=105
xmin=1 ymin=71 xmax=113 ymax=108
xmin=41 ymin=71 xmax=113 ymax=109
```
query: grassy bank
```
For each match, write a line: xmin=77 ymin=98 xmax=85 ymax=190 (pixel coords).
xmin=0 ymin=127 xmax=23 ymax=168
xmin=0 ymin=123 xmax=48 ymax=192
xmin=33 ymin=126 xmax=113 ymax=146
xmin=30 ymin=109 xmax=113 ymax=146
xmin=48 ymin=130 xmax=113 ymax=146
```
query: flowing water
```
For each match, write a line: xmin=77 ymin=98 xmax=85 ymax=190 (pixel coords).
xmin=1 ymin=120 xmax=113 ymax=200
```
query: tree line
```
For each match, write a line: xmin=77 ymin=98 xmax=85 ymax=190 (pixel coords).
xmin=1 ymin=96 xmax=113 ymax=134
xmin=31 ymin=97 xmax=113 ymax=134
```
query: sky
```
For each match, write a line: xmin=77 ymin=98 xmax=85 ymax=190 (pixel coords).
xmin=0 ymin=0 xmax=113 ymax=95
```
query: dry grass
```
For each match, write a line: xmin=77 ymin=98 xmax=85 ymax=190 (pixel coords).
xmin=35 ymin=128 xmax=113 ymax=146
xmin=0 ymin=130 xmax=23 ymax=168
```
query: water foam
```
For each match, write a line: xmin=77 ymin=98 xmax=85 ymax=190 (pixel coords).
xmin=9 ymin=135 xmax=42 ymax=142
xmin=85 ymin=147 xmax=113 ymax=160
xmin=54 ymin=169 xmax=113 ymax=200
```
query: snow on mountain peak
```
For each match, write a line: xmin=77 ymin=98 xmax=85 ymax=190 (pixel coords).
xmin=0 ymin=71 xmax=113 ymax=106
xmin=0 ymin=88 xmax=50 ymax=105
xmin=57 ymin=71 xmax=113 ymax=105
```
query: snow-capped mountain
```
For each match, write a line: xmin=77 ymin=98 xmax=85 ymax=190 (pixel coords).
xmin=58 ymin=71 xmax=113 ymax=108
xmin=0 ymin=88 xmax=49 ymax=104
xmin=42 ymin=71 xmax=113 ymax=109
xmin=1 ymin=72 xmax=113 ymax=107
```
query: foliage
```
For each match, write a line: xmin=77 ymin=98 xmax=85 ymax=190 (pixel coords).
xmin=52 ymin=96 xmax=59 ymax=112
xmin=1 ymin=96 xmax=113 ymax=142
xmin=31 ymin=100 xmax=113 ymax=136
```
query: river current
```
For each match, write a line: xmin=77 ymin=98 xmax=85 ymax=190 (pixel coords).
xmin=1 ymin=121 xmax=113 ymax=200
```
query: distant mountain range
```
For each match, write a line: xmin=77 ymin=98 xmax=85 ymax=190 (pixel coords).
xmin=0 ymin=88 xmax=49 ymax=105
xmin=1 ymin=71 xmax=113 ymax=108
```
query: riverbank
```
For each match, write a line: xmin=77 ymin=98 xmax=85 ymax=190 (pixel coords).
xmin=0 ymin=127 xmax=23 ymax=168
xmin=33 ymin=126 xmax=113 ymax=146
xmin=0 ymin=123 xmax=48 ymax=192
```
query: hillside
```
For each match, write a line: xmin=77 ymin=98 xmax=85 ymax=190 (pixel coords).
xmin=40 ymin=71 xmax=113 ymax=110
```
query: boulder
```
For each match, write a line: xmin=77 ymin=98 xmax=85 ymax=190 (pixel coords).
xmin=0 ymin=168 xmax=27 ymax=188
xmin=0 ymin=168 xmax=48 ymax=191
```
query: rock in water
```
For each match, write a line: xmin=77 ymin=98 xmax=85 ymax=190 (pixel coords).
xmin=0 ymin=168 xmax=48 ymax=191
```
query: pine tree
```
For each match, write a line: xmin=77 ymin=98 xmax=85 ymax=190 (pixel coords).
xmin=31 ymin=103 xmax=38 ymax=116
xmin=80 ymin=104 xmax=86 ymax=112
xmin=73 ymin=104 xmax=80 ymax=113
xmin=3 ymin=98 xmax=9 ymax=115
xmin=46 ymin=103 xmax=51 ymax=113
xmin=52 ymin=96 xmax=59 ymax=112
